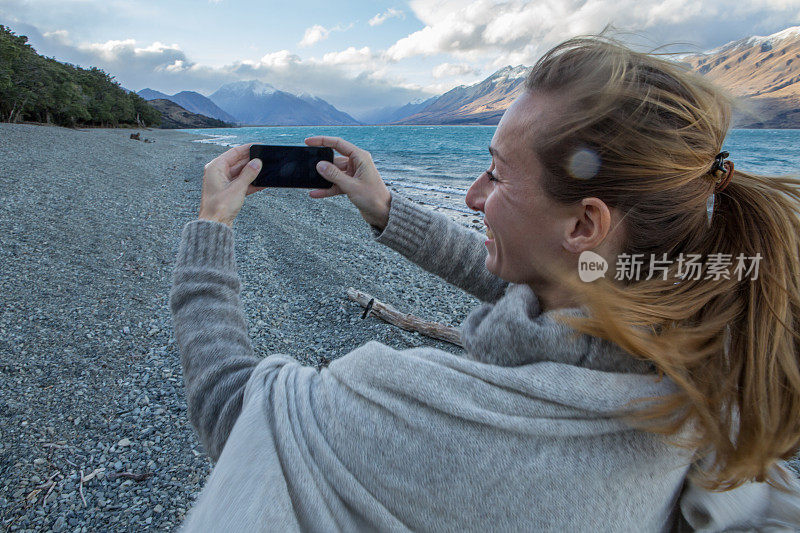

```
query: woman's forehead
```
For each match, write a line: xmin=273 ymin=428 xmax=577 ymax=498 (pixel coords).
xmin=494 ymin=92 xmax=554 ymax=156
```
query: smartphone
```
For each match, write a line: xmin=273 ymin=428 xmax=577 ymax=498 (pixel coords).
xmin=248 ymin=145 xmax=334 ymax=188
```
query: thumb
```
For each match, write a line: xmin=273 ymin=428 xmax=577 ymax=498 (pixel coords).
xmin=316 ymin=161 xmax=348 ymax=190
xmin=237 ymin=158 xmax=262 ymax=188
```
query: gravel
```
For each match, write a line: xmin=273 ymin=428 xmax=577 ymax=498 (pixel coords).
xmin=0 ymin=123 xmax=481 ymax=531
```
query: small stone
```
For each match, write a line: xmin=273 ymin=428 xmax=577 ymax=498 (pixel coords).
xmin=53 ymin=516 xmax=66 ymax=532
xmin=154 ymin=504 xmax=163 ymax=513
xmin=33 ymin=458 xmax=46 ymax=465
xmin=122 ymin=326 xmax=130 ymax=335
xmin=117 ymin=438 xmax=131 ymax=447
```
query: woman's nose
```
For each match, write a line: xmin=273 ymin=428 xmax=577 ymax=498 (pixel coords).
xmin=465 ymin=174 xmax=486 ymax=212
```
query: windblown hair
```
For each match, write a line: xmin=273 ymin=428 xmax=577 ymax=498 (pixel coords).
xmin=527 ymin=34 xmax=800 ymax=490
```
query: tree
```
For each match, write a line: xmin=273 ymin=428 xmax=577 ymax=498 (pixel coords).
xmin=0 ymin=25 xmax=162 ymax=127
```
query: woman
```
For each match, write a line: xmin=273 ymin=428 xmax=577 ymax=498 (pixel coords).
xmin=170 ymin=35 xmax=800 ymax=531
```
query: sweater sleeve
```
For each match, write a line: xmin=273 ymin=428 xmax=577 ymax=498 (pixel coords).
xmin=169 ymin=219 xmax=260 ymax=463
xmin=369 ymin=192 xmax=508 ymax=303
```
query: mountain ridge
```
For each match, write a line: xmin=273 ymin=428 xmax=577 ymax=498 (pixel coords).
xmin=393 ymin=65 xmax=529 ymax=125
xmin=137 ymin=89 xmax=237 ymax=123
xmin=208 ymin=80 xmax=360 ymax=126
xmin=147 ymin=99 xmax=232 ymax=129
xmin=658 ymin=26 xmax=800 ymax=128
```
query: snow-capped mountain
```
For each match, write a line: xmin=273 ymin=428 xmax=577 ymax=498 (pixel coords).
xmin=208 ymin=80 xmax=360 ymax=126
xmin=394 ymin=65 xmax=530 ymax=125
xmin=682 ymin=26 xmax=800 ymax=127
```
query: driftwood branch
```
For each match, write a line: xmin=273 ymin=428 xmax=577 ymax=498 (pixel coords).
xmin=107 ymin=471 xmax=153 ymax=482
xmin=346 ymin=288 xmax=463 ymax=347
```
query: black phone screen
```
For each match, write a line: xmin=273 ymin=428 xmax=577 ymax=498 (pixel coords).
xmin=248 ymin=145 xmax=334 ymax=188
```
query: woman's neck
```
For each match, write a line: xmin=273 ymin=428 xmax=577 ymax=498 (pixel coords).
xmin=528 ymin=282 xmax=580 ymax=313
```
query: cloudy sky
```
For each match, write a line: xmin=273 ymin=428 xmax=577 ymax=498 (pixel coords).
xmin=3 ymin=0 xmax=800 ymax=118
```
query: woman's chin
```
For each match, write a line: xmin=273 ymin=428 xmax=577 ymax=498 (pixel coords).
xmin=484 ymin=256 xmax=498 ymax=275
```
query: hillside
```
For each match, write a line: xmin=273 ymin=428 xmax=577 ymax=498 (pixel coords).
xmin=395 ymin=66 xmax=528 ymax=125
xmin=0 ymin=25 xmax=160 ymax=127
xmin=681 ymin=27 xmax=800 ymax=128
xmin=138 ymin=89 xmax=237 ymax=123
xmin=147 ymin=99 xmax=232 ymax=129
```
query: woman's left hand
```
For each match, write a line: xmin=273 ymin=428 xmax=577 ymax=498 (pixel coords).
xmin=198 ymin=143 xmax=266 ymax=227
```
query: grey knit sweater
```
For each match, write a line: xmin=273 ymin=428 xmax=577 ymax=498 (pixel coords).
xmin=169 ymin=192 xmax=800 ymax=532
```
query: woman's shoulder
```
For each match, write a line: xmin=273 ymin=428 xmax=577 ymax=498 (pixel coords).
xmin=322 ymin=340 xmax=678 ymax=419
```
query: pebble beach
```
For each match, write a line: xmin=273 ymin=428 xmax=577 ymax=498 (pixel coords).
xmin=0 ymin=123 xmax=481 ymax=531
xmin=1 ymin=123 xmax=798 ymax=532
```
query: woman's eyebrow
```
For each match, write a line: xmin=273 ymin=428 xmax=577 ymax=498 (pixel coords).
xmin=488 ymin=145 xmax=508 ymax=164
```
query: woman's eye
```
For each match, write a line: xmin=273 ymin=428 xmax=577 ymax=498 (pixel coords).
xmin=485 ymin=169 xmax=497 ymax=181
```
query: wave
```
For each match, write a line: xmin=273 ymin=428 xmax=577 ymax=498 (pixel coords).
xmin=386 ymin=178 xmax=468 ymax=196
xmin=190 ymin=134 xmax=240 ymax=147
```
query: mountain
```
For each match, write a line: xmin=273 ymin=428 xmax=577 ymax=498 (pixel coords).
xmin=208 ymin=80 xmax=360 ymax=125
xmin=147 ymin=99 xmax=232 ymax=129
xmin=681 ymin=26 xmax=800 ymax=128
xmin=357 ymin=96 xmax=439 ymax=124
xmin=138 ymin=88 xmax=170 ymax=100
xmin=394 ymin=66 xmax=529 ymax=125
xmin=382 ymin=27 xmax=800 ymax=128
xmin=137 ymin=88 xmax=237 ymax=123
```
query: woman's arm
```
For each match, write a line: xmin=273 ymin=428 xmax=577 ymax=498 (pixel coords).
xmin=370 ymin=192 xmax=509 ymax=303
xmin=169 ymin=219 xmax=260 ymax=462
xmin=301 ymin=136 xmax=508 ymax=303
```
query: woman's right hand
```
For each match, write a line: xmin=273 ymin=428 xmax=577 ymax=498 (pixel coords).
xmin=304 ymin=136 xmax=391 ymax=230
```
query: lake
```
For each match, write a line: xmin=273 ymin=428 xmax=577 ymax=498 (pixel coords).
xmin=179 ymin=126 xmax=800 ymax=218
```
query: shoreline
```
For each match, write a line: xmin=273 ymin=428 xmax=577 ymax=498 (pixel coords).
xmin=0 ymin=122 xmax=482 ymax=531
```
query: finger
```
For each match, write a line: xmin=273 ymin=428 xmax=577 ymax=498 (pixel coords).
xmin=218 ymin=142 xmax=256 ymax=167
xmin=309 ymin=184 xmax=343 ymax=199
xmin=205 ymin=148 xmax=249 ymax=173
xmin=246 ymin=185 xmax=267 ymax=196
xmin=304 ymin=136 xmax=360 ymax=158
xmin=315 ymin=161 xmax=349 ymax=190
xmin=334 ymin=156 xmax=348 ymax=171
xmin=235 ymin=158 xmax=262 ymax=191
xmin=230 ymin=158 xmax=249 ymax=177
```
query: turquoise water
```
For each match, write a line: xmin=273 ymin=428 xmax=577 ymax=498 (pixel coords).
xmin=179 ymin=126 xmax=800 ymax=216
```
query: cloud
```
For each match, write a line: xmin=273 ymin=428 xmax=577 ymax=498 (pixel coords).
xmin=432 ymin=62 xmax=480 ymax=79
xmin=369 ymin=8 xmax=404 ymax=26
xmin=9 ymin=22 xmax=430 ymax=116
xmin=387 ymin=0 xmax=800 ymax=66
xmin=320 ymin=46 xmax=375 ymax=66
xmin=299 ymin=24 xmax=330 ymax=47
xmin=254 ymin=50 xmax=302 ymax=69
xmin=298 ymin=22 xmax=355 ymax=47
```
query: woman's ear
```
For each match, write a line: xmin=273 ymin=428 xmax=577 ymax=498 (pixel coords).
xmin=562 ymin=197 xmax=612 ymax=254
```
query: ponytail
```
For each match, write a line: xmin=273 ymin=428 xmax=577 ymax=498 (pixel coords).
xmin=526 ymin=34 xmax=800 ymax=490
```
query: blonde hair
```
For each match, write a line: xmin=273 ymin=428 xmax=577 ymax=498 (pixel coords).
xmin=526 ymin=34 xmax=800 ymax=490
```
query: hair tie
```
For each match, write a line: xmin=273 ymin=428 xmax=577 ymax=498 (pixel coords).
xmin=706 ymin=151 xmax=734 ymax=226
xmin=711 ymin=151 xmax=734 ymax=193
